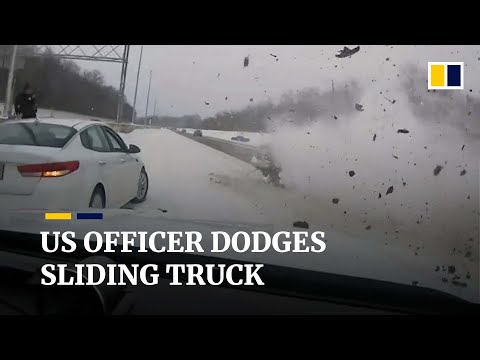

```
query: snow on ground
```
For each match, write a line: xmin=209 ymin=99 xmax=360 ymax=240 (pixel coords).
xmin=122 ymin=128 xmax=265 ymax=223
xmin=182 ymin=128 xmax=271 ymax=147
xmin=121 ymin=128 xmax=478 ymax=302
xmin=0 ymin=102 xmax=114 ymax=122
xmin=36 ymin=108 xmax=114 ymax=122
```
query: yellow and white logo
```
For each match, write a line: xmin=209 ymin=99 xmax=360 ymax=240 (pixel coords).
xmin=428 ymin=62 xmax=464 ymax=90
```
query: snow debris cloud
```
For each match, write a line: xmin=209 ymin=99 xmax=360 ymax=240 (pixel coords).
xmin=264 ymin=48 xmax=479 ymax=265
xmin=262 ymin=82 xmax=363 ymax=128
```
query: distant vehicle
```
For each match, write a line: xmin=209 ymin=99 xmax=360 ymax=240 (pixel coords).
xmin=0 ymin=118 xmax=149 ymax=210
xmin=193 ymin=130 xmax=203 ymax=137
xmin=231 ymin=135 xmax=250 ymax=142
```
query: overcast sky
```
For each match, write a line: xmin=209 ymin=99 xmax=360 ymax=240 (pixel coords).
xmin=76 ymin=45 xmax=480 ymax=119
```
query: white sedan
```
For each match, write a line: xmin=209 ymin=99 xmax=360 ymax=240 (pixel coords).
xmin=0 ymin=118 xmax=148 ymax=210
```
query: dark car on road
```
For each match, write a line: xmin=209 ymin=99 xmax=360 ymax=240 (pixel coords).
xmin=231 ymin=135 xmax=250 ymax=142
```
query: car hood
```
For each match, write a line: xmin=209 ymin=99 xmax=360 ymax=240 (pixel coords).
xmin=0 ymin=208 xmax=477 ymax=304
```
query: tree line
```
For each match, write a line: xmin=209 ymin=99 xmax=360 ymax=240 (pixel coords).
xmin=138 ymin=85 xmax=361 ymax=132
xmin=1 ymin=45 xmax=361 ymax=130
xmin=0 ymin=45 xmax=133 ymax=121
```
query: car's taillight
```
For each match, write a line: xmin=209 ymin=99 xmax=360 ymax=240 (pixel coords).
xmin=17 ymin=161 xmax=80 ymax=177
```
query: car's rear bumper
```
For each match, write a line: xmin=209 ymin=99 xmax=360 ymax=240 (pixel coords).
xmin=0 ymin=175 xmax=88 ymax=210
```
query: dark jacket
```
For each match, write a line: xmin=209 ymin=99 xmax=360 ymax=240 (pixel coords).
xmin=14 ymin=92 xmax=37 ymax=119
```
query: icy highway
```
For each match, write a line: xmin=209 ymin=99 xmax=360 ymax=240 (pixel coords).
xmin=119 ymin=128 xmax=478 ymax=302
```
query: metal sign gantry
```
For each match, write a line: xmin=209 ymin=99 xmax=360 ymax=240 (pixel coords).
xmin=3 ymin=45 xmax=130 ymax=122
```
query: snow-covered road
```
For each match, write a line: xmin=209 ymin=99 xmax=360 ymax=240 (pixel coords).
xmin=123 ymin=128 xmax=265 ymax=223
xmin=121 ymin=128 xmax=478 ymax=302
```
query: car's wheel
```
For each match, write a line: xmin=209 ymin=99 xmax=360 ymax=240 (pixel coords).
xmin=131 ymin=167 xmax=149 ymax=203
xmin=89 ymin=186 xmax=105 ymax=209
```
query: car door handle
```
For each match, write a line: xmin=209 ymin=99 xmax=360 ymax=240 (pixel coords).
xmin=99 ymin=160 xmax=106 ymax=166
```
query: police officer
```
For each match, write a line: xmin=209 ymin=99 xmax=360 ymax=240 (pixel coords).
xmin=14 ymin=83 xmax=37 ymax=119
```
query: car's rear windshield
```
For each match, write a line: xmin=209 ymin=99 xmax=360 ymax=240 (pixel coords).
xmin=0 ymin=122 xmax=77 ymax=148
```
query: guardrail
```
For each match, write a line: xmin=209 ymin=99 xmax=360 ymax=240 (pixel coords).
xmin=0 ymin=113 xmax=163 ymax=134
xmin=173 ymin=129 xmax=282 ymax=186
xmin=105 ymin=122 xmax=168 ymax=133
xmin=174 ymin=130 xmax=271 ymax=168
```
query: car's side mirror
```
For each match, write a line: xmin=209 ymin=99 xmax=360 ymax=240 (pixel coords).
xmin=129 ymin=144 xmax=141 ymax=154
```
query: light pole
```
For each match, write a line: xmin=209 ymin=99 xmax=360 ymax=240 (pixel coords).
xmin=116 ymin=45 xmax=130 ymax=123
xmin=144 ymin=69 xmax=152 ymax=124
xmin=3 ymin=45 xmax=17 ymax=117
xmin=131 ymin=45 xmax=143 ymax=124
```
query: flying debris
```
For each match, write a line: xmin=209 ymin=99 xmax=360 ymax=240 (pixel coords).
xmin=373 ymin=134 xmax=377 ymax=142
xmin=244 ymin=56 xmax=249 ymax=68
xmin=461 ymin=144 xmax=465 ymax=150
xmin=270 ymin=54 xmax=277 ymax=58
xmin=386 ymin=186 xmax=394 ymax=195
xmin=393 ymin=155 xmax=398 ymax=159
xmin=355 ymin=103 xmax=364 ymax=111
xmin=249 ymin=98 xmax=253 ymax=102
xmin=335 ymin=46 xmax=360 ymax=58
xmin=204 ymin=101 xmax=210 ymax=105
xmin=332 ymin=198 xmax=340 ymax=204
xmin=460 ymin=169 xmax=466 ymax=176
xmin=384 ymin=96 xmax=396 ymax=104
xmin=397 ymin=129 xmax=409 ymax=134
xmin=433 ymin=165 xmax=443 ymax=176
xmin=217 ymin=73 xmax=220 ymax=78
xmin=348 ymin=170 xmax=355 ymax=177
xmin=225 ymin=96 xmax=228 ymax=100
xmin=293 ymin=221 xmax=309 ymax=229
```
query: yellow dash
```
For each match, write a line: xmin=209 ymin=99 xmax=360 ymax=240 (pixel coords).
xmin=45 ymin=212 xmax=72 ymax=220
xmin=431 ymin=64 xmax=445 ymax=87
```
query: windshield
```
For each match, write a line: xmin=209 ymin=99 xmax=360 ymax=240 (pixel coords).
xmin=0 ymin=122 xmax=77 ymax=148
xmin=0 ymin=45 xmax=478 ymax=306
